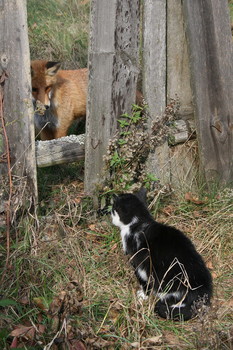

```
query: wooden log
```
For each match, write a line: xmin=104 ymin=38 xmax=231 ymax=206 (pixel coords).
xmin=183 ymin=0 xmax=233 ymax=185
xmin=35 ymin=134 xmax=85 ymax=168
xmin=168 ymin=120 xmax=189 ymax=146
xmin=85 ymin=0 xmax=140 ymax=193
xmin=0 ymin=0 xmax=37 ymax=201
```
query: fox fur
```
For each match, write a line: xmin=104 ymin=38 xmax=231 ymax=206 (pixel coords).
xmin=31 ymin=60 xmax=87 ymax=140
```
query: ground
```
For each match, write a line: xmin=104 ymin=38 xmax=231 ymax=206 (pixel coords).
xmin=0 ymin=165 xmax=232 ymax=349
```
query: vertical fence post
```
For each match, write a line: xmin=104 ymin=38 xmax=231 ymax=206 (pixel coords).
xmin=142 ymin=0 xmax=166 ymax=123
xmin=84 ymin=0 xmax=140 ymax=194
xmin=183 ymin=0 xmax=233 ymax=185
xmin=167 ymin=0 xmax=199 ymax=191
xmin=167 ymin=0 xmax=193 ymax=118
xmin=0 ymin=0 xmax=37 ymax=206
xmin=142 ymin=0 xmax=170 ymax=184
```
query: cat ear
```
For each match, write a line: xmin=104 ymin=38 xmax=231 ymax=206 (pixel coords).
xmin=111 ymin=193 xmax=118 ymax=203
xmin=134 ymin=187 xmax=147 ymax=206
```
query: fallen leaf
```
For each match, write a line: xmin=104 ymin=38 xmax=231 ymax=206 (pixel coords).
xmin=10 ymin=325 xmax=35 ymax=341
xmin=10 ymin=336 xmax=18 ymax=348
xmin=73 ymin=197 xmax=82 ymax=205
xmin=162 ymin=205 xmax=175 ymax=216
xmin=142 ymin=335 xmax=162 ymax=345
xmin=206 ymin=260 xmax=213 ymax=270
xmin=69 ymin=339 xmax=86 ymax=350
xmin=163 ymin=330 xmax=186 ymax=347
xmin=33 ymin=297 xmax=48 ymax=311
xmin=38 ymin=324 xmax=46 ymax=334
xmin=130 ymin=342 xmax=139 ymax=348
xmin=110 ymin=242 xmax=118 ymax=251
xmin=212 ymin=271 xmax=218 ymax=279
xmin=185 ymin=192 xmax=208 ymax=205
xmin=88 ymin=224 xmax=96 ymax=231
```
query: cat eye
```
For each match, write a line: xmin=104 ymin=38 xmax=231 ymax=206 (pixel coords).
xmin=32 ymin=87 xmax=38 ymax=93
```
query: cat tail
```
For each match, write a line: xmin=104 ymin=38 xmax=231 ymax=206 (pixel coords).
xmin=155 ymin=299 xmax=193 ymax=321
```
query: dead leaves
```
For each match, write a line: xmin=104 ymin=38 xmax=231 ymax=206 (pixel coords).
xmin=131 ymin=334 xmax=162 ymax=348
xmin=10 ymin=323 xmax=45 ymax=348
xmin=11 ymin=325 xmax=35 ymax=340
xmin=10 ymin=281 xmax=84 ymax=350
xmin=48 ymin=282 xmax=83 ymax=318
xmin=185 ymin=192 xmax=208 ymax=205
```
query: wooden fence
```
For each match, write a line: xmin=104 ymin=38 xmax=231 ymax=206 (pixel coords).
xmin=0 ymin=0 xmax=37 ymax=210
xmin=0 ymin=0 xmax=232 ymax=207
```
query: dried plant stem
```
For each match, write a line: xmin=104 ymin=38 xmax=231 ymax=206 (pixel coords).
xmin=0 ymin=72 xmax=12 ymax=284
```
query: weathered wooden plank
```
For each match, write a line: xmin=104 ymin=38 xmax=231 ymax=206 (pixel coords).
xmin=142 ymin=0 xmax=166 ymax=122
xmin=85 ymin=0 xmax=140 ymax=193
xmin=142 ymin=0 xmax=169 ymax=185
xmin=36 ymin=134 xmax=85 ymax=168
xmin=167 ymin=0 xmax=193 ymax=120
xmin=183 ymin=0 xmax=233 ymax=185
xmin=170 ymin=140 xmax=199 ymax=192
xmin=0 ymin=0 xmax=37 ymax=201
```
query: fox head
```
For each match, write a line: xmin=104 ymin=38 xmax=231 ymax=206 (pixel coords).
xmin=31 ymin=60 xmax=61 ymax=108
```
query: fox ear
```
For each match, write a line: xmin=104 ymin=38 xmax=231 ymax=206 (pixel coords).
xmin=45 ymin=61 xmax=61 ymax=76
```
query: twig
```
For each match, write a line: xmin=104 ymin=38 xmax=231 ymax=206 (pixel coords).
xmin=0 ymin=71 xmax=12 ymax=285
xmin=43 ymin=318 xmax=67 ymax=350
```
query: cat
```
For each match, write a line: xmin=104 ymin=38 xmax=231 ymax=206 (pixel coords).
xmin=111 ymin=191 xmax=213 ymax=321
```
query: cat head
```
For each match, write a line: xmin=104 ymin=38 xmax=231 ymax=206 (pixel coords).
xmin=111 ymin=190 xmax=149 ymax=227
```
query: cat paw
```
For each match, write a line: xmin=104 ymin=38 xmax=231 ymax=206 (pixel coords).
xmin=137 ymin=289 xmax=148 ymax=301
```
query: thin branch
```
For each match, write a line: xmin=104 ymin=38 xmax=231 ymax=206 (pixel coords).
xmin=0 ymin=71 xmax=12 ymax=284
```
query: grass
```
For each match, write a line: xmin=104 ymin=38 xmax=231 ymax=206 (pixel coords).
xmin=0 ymin=1 xmax=232 ymax=349
xmin=27 ymin=0 xmax=90 ymax=68
xmin=0 ymin=179 xmax=232 ymax=349
xmin=230 ymin=0 xmax=233 ymax=22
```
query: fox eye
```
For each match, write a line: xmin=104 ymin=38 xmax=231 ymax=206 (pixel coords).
xmin=45 ymin=86 xmax=52 ymax=92
xmin=32 ymin=87 xmax=38 ymax=93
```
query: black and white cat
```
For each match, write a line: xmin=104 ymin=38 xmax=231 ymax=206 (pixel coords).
xmin=111 ymin=192 xmax=213 ymax=321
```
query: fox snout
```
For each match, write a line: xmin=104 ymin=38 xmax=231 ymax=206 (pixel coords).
xmin=32 ymin=90 xmax=51 ymax=110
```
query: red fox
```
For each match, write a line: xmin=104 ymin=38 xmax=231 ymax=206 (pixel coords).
xmin=31 ymin=60 xmax=88 ymax=140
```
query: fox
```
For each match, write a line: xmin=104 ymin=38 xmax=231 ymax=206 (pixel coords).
xmin=31 ymin=60 xmax=88 ymax=140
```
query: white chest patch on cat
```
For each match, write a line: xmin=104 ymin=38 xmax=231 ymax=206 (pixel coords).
xmin=137 ymin=267 xmax=148 ymax=281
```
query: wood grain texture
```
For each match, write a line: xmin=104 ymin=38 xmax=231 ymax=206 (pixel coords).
xmin=85 ymin=0 xmax=140 ymax=193
xmin=142 ymin=0 xmax=170 ymax=185
xmin=0 ymin=0 xmax=37 ymax=201
xmin=167 ymin=0 xmax=193 ymax=120
xmin=142 ymin=0 xmax=166 ymax=123
xmin=183 ymin=0 xmax=233 ymax=185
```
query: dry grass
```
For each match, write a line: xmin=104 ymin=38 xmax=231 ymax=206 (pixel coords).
xmin=1 ymin=176 xmax=232 ymax=349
